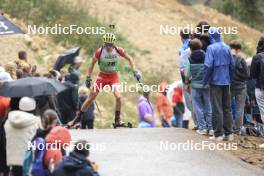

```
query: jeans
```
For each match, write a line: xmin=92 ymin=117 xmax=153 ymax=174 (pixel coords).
xmin=191 ymin=88 xmax=212 ymax=130
xmin=183 ymin=84 xmax=197 ymax=126
xmin=231 ymin=88 xmax=247 ymax=132
xmin=210 ymin=85 xmax=233 ymax=137
xmin=255 ymin=88 xmax=264 ymax=123
xmin=171 ymin=115 xmax=183 ymax=128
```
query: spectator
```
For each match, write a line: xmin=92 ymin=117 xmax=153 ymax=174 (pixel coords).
xmin=195 ymin=21 xmax=211 ymax=51
xmin=250 ymin=36 xmax=264 ymax=147
xmin=229 ymin=40 xmax=249 ymax=134
xmin=179 ymin=29 xmax=198 ymax=129
xmin=0 ymin=96 xmax=10 ymax=121
xmin=56 ymin=72 xmax=80 ymax=124
xmin=171 ymin=84 xmax=185 ymax=128
xmin=35 ymin=95 xmax=56 ymax=117
xmin=4 ymin=62 xmax=17 ymax=80
xmin=137 ymin=87 xmax=155 ymax=128
xmin=15 ymin=51 xmax=31 ymax=71
xmin=69 ymin=56 xmax=84 ymax=86
xmin=203 ymin=27 xmax=234 ymax=141
xmin=69 ymin=56 xmax=83 ymax=75
xmin=31 ymin=109 xmax=58 ymax=141
xmin=22 ymin=64 xmax=32 ymax=78
xmin=78 ymin=87 xmax=95 ymax=129
xmin=0 ymin=66 xmax=12 ymax=82
xmin=44 ymin=126 xmax=71 ymax=173
xmin=186 ymin=38 xmax=213 ymax=135
xmin=49 ymin=70 xmax=61 ymax=81
xmin=53 ymin=140 xmax=99 ymax=176
xmin=16 ymin=69 xmax=24 ymax=79
xmin=4 ymin=97 xmax=41 ymax=176
xmin=0 ymin=94 xmax=10 ymax=176
xmin=31 ymin=65 xmax=38 ymax=76
xmin=156 ymin=83 xmax=173 ymax=127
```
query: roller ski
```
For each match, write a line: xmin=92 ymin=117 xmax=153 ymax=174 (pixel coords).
xmin=112 ymin=118 xmax=132 ymax=128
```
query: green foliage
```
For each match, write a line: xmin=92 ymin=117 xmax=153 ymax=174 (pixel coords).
xmin=0 ymin=0 xmax=148 ymax=68
xmin=223 ymin=34 xmax=254 ymax=55
xmin=211 ymin=0 xmax=264 ymax=32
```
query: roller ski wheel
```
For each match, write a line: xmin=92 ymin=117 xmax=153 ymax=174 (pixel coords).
xmin=112 ymin=121 xmax=133 ymax=128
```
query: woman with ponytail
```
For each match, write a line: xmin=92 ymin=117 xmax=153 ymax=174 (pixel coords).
xmin=32 ymin=109 xmax=58 ymax=141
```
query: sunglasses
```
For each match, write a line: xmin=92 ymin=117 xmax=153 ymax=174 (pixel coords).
xmin=104 ymin=43 xmax=114 ymax=47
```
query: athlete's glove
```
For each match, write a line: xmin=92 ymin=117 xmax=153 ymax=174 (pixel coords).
xmin=133 ymin=70 xmax=142 ymax=81
xmin=85 ymin=76 xmax=92 ymax=88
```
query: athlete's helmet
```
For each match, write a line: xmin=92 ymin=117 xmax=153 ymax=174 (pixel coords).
xmin=103 ymin=33 xmax=116 ymax=44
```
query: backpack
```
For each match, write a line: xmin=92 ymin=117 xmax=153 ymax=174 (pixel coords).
xmin=22 ymin=137 xmax=51 ymax=176
xmin=233 ymin=55 xmax=249 ymax=81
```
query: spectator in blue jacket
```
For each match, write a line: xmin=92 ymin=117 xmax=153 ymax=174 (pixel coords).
xmin=203 ymin=27 xmax=235 ymax=141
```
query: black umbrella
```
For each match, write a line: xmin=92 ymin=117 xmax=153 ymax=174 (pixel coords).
xmin=0 ymin=77 xmax=66 ymax=97
xmin=53 ymin=47 xmax=81 ymax=71
xmin=0 ymin=15 xmax=24 ymax=35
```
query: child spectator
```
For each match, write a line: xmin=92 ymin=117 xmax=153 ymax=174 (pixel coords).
xmin=44 ymin=126 xmax=71 ymax=173
xmin=156 ymin=82 xmax=173 ymax=127
xmin=186 ymin=38 xmax=213 ymax=135
xmin=171 ymin=84 xmax=185 ymax=128
xmin=15 ymin=51 xmax=30 ymax=71
xmin=31 ymin=109 xmax=58 ymax=141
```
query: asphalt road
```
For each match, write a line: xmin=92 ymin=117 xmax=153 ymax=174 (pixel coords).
xmin=70 ymin=128 xmax=264 ymax=176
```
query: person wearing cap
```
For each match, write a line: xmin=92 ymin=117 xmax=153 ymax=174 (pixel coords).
xmin=4 ymin=97 xmax=41 ymax=176
xmin=69 ymin=56 xmax=84 ymax=75
xmin=68 ymin=56 xmax=83 ymax=86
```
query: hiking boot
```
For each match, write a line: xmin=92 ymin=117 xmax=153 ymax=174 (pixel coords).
xmin=224 ymin=134 xmax=234 ymax=141
xmin=208 ymin=130 xmax=214 ymax=136
xmin=209 ymin=135 xmax=224 ymax=141
xmin=196 ymin=129 xmax=208 ymax=135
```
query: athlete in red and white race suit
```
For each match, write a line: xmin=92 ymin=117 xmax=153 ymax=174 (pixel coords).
xmin=80 ymin=33 xmax=141 ymax=126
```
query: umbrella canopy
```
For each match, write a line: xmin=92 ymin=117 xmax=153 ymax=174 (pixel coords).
xmin=53 ymin=47 xmax=81 ymax=71
xmin=0 ymin=77 xmax=66 ymax=97
xmin=0 ymin=15 xmax=24 ymax=35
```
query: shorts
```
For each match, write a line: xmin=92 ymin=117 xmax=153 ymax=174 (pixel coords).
xmin=93 ymin=72 xmax=119 ymax=91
